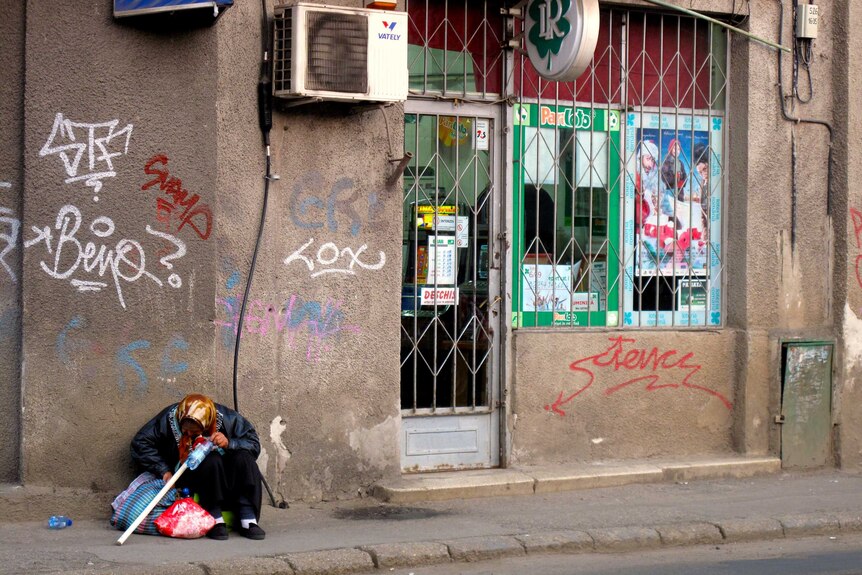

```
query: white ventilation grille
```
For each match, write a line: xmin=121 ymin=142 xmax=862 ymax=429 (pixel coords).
xmin=305 ymin=11 xmax=368 ymax=93
xmin=273 ymin=7 xmax=293 ymax=94
xmin=272 ymin=3 xmax=407 ymax=103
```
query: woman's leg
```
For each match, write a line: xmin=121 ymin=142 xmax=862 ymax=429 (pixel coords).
xmin=222 ymin=450 xmax=262 ymax=520
xmin=178 ymin=453 xmax=225 ymax=510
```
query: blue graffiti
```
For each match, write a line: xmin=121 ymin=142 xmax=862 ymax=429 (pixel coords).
xmin=161 ymin=335 xmax=189 ymax=377
xmin=56 ymin=315 xmax=85 ymax=364
xmin=116 ymin=340 xmax=151 ymax=393
xmin=288 ymin=171 xmax=382 ymax=237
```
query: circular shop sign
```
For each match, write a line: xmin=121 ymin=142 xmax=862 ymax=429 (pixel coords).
xmin=525 ymin=0 xmax=600 ymax=82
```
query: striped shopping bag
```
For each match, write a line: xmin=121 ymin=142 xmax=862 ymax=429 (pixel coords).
xmin=110 ymin=477 xmax=178 ymax=536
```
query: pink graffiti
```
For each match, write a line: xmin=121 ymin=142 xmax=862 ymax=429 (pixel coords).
xmin=214 ymin=294 xmax=360 ymax=362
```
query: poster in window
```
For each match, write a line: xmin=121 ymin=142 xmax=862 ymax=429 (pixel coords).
xmin=427 ymin=236 xmax=456 ymax=285
xmin=521 ymin=263 xmax=580 ymax=312
xmin=623 ymin=112 xmax=723 ymax=327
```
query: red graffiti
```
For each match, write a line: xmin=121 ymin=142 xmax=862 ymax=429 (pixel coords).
xmin=143 ymin=155 xmax=213 ymax=240
xmin=851 ymin=209 xmax=862 ymax=290
xmin=545 ymin=336 xmax=733 ymax=416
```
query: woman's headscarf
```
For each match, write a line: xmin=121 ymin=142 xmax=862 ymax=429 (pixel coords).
xmin=176 ymin=393 xmax=217 ymax=461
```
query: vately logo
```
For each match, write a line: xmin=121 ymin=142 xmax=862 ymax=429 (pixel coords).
xmin=379 ymin=20 xmax=401 ymax=41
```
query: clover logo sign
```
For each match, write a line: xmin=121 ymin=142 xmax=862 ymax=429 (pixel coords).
xmin=524 ymin=0 xmax=600 ymax=82
xmin=528 ymin=0 xmax=572 ymax=72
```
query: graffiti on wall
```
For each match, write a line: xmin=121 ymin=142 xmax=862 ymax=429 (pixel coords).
xmin=142 ymin=154 xmax=213 ymax=241
xmin=39 ymin=113 xmax=133 ymax=202
xmin=56 ymin=314 xmax=189 ymax=393
xmin=284 ymin=171 xmax=387 ymax=277
xmin=0 ymin=182 xmax=19 ymax=283
xmin=288 ymin=171 xmax=385 ymax=236
xmin=545 ymin=336 xmax=733 ymax=415
xmin=850 ymin=208 xmax=862 ymax=291
xmin=24 ymin=204 xmax=186 ymax=308
xmin=284 ymin=238 xmax=385 ymax=278
xmin=215 ymin=271 xmax=361 ymax=362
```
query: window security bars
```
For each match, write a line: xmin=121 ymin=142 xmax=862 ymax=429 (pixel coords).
xmin=512 ymin=8 xmax=728 ymax=328
xmin=405 ymin=1 xmax=729 ymax=333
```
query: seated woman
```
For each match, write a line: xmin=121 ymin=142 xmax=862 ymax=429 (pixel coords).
xmin=130 ymin=393 xmax=265 ymax=540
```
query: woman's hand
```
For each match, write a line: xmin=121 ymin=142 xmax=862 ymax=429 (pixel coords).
xmin=211 ymin=432 xmax=229 ymax=449
xmin=163 ymin=471 xmax=173 ymax=482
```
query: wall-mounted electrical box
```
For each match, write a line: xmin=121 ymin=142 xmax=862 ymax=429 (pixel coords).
xmin=114 ymin=0 xmax=233 ymax=22
xmin=272 ymin=2 xmax=408 ymax=103
xmin=796 ymin=3 xmax=819 ymax=39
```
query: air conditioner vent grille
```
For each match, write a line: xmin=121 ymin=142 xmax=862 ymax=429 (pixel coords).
xmin=306 ymin=11 xmax=368 ymax=93
xmin=273 ymin=8 xmax=293 ymax=94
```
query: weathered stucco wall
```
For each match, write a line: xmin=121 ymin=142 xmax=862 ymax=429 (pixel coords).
xmin=836 ymin=0 xmax=862 ymax=472
xmin=3 ymin=0 xmax=856 ymax=500
xmin=13 ymin=0 xmax=403 ymax=500
xmin=213 ymin=0 xmax=403 ymax=501
xmin=0 ymin=1 xmax=25 ymax=483
xmin=511 ymin=330 xmax=736 ymax=463
xmin=510 ymin=0 xmax=840 ymax=466
xmin=21 ymin=0 xmax=220 ymax=491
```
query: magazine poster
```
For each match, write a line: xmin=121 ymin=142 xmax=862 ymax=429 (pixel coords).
xmin=522 ymin=264 xmax=575 ymax=312
xmin=623 ymin=112 xmax=723 ymax=327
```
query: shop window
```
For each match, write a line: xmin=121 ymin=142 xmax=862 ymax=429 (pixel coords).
xmin=406 ymin=0 xmax=505 ymax=99
xmin=513 ymin=9 xmax=728 ymax=328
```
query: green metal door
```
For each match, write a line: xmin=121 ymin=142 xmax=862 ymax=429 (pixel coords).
xmin=780 ymin=342 xmax=833 ymax=468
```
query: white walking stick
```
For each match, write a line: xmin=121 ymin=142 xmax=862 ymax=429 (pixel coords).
xmin=116 ymin=462 xmax=188 ymax=545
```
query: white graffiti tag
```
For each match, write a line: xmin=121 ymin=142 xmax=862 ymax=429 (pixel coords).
xmin=0 ymin=182 xmax=19 ymax=283
xmin=39 ymin=113 xmax=133 ymax=201
xmin=0 ymin=182 xmax=21 ymax=283
xmin=0 ymin=208 xmax=20 ymax=284
xmin=24 ymin=205 xmax=185 ymax=309
xmin=284 ymin=238 xmax=385 ymax=278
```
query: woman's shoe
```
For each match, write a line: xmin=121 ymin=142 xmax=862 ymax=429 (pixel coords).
xmin=205 ymin=523 xmax=229 ymax=540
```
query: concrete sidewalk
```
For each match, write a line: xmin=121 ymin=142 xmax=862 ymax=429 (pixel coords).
xmin=2 ymin=463 xmax=861 ymax=575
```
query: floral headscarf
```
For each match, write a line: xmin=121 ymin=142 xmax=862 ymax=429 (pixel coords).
xmin=176 ymin=394 xmax=217 ymax=461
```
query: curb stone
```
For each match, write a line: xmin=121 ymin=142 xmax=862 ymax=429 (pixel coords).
xmin=203 ymin=557 xmax=294 ymax=575
xmin=444 ymin=535 xmax=526 ymax=562
xmin=835 ymin=512 xmax=862 ymax=531
xmin=715 ymin=517 xmax=785 ymax=542
xmin=778 ymin=514 xmax=841 ymax=537
xmin=52 ymin=565 xmax=205 ymax=575
xmin=655 ymin=522 xmax=723 ymax=546
xmin=282 ymin=548 xmax=374 ymax=575
xmin=38 ymin=513 xmax=862 ymax=575
xmin=515 ymin=530 xmax=594 ymax=554
xmin=588 ymin=526 xmax=661 ymax=552
xmin=359 ymin=541 xmax=451 ymax=569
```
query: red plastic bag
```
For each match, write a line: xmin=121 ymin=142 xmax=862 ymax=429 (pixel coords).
xmin=154 ymin=497 xmax=216 ymax=539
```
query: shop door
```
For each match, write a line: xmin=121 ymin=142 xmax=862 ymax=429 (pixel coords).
xmin=400 ymin=101 xmax=502 ymax=472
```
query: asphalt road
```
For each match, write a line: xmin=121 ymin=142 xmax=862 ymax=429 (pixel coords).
xmin=362 ymin=533 xmax=862 ymax=575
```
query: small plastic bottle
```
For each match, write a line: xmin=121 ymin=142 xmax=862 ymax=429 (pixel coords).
xmin=186 ymin=438 xmax=215 ymax=470
xmin=48 ymin=516 xmax=72 ymax=529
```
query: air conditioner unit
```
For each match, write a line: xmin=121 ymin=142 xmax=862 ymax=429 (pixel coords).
xmin=272 ymin=2 xmax=408 ymax=103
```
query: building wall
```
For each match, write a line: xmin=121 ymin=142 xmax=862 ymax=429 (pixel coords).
xmin=3 ymin=0 xmax=858 ymax=501
xmin=213 ymin=0 xmax=403 ymax=501
xmin=836 ymin=0 xmax=862 ymax=472
xmin=15 ymin=0 xmax=402 ymax=499
xmin=0 ymin=1 xmax=25 ymax=483
xmin=509 ymin=0 xmax=842 ymax=466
